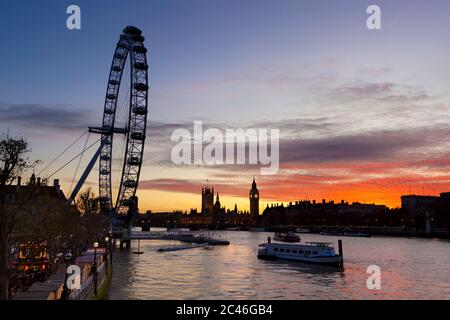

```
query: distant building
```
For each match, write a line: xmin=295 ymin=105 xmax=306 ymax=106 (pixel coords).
xmin=401 ymin=195 xmax=439 ymax=212
xmin=262 ymin=199 xmax=391 ymax=227
xmin=201 ymin=186 xmax=214 ymax=214
xmin=148 ymin=180 xmax=257 ymax=228
xmin=5 ymin=175 xmax=70 ymax=219
xmin=214 ymin=193 xmax=221 ymax=212
xmin=4 ymin=175 xmax=80 ymax=258
xmin=249 ymin=178 xmax=259 ymax=224
xmin=401 ymin=194 xmax=450 ymax=232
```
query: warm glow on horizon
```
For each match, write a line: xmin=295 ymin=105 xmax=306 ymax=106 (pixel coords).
xmin=53 ymin=171 xmax=449 ymax=212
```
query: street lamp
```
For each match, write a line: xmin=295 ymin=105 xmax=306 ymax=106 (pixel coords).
xmin=104 ymin=236 xmax=110 ymax=272
xmin=93 ymin=241 xmax=99 ymax=260
xmin=107 ymin=231 xmax=113 ymax=264
xmin=93 ymin=242 xmax=99 ymax=295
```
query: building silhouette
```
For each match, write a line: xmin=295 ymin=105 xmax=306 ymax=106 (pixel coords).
xmin=214 ymin=193 xmax=221 ymax=212
xmin=249 ymin=178 xmax=259 ymax=224
xmin=401 ymin=193 xmax=450 ymax=232
xmin=201 ymin=185 xmax=214 ymax=214
xmin=147 ymin=179 xmax=259 ymax=228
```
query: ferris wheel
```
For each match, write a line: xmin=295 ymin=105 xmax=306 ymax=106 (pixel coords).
xmin=64 ymin=26 xmax=149 ymax=218
xmin=97 ymin=26 xmax=149 ymax=216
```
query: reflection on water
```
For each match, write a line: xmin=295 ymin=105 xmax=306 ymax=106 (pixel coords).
xmin=107 ymin=231 xmax=450 ymax=300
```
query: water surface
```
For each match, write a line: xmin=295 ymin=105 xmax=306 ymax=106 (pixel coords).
xmin=108 ymin=231 xmax=450 ymax=299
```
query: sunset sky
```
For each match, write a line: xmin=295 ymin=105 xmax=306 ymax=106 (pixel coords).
xmin=2 ymin=0 xmax=450 ymax=212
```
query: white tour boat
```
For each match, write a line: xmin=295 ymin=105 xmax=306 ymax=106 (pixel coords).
xmin=257 ymin=237 xmax=344 ymax=267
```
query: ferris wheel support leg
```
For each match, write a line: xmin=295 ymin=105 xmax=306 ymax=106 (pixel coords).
xmin=66 ymin=143 xmax=103 ymax=205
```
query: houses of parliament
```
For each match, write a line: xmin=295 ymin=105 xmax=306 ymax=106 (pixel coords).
xmin=142 ymin=179 xmax=261 ymax=228
xmin=194 ymin=179 xmax=260 ymax=226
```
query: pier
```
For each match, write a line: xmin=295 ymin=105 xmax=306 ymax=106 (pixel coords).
xmin=129 ymin=231 xmax=230 ymax=245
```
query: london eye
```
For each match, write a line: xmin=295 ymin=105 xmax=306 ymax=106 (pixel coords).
xmin=39 ymin=26 xmax=149 ymax=237
xmin=39 ymin=26 xmax=150 ymax=234
xmin=93 ymin=25 xmax=149 ymax=217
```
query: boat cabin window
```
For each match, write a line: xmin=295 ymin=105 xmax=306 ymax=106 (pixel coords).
xmin=312 ymin=251 xmax=318 ymax=255
xmin=286 ymin=249 xmax=291 ymax=253
xmin=280 ymin=248 xmax=285 ymax=252
xmin=273 ymin=248 xmax=279 ymax=252
xmin=292 ymin=250 xmax=297 ymax=254
xmin=299 ymin=250 xmax=304 ymax=254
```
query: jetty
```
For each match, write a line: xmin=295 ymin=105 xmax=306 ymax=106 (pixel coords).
xmin=129 ymin=231 xmax=230 ymax=245
xmin=158 ymin=243 xmax=209 ymax=252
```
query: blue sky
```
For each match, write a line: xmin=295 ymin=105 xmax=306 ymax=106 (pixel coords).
xmin=1 ymin=1 xmax=450 ymax=211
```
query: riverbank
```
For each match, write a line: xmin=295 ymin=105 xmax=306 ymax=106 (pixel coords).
xmin=94 ymin=265 xmax=113 ymax=300
xmin=240 ymin=225 xmax=450 ymax=239
xmin=298 ymin=225 xmax=450 ymax=238
xmin=149 ymin=224 xmax=449 ymax=239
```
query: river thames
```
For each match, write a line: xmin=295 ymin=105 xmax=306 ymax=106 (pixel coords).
xmin=107 ymin=231 xmax=450 ymax=300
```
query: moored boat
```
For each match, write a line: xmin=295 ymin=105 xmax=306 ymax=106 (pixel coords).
xmin=320 ymin=230 xmax=343 ymax=236
xmin=274 ymin=231 xmax=301 ymax=242
xmin=158 ymin=243 xmax=208 ymax=252
xmin=342 ymin=231 xmax=371 ymax=238
xmin=258 ymin=237 xmax=344 ymax=268
xmin=320 ymin=230 xmax=371 ymax=238
xmin=295 ymin=227 xmax=310 ymax=233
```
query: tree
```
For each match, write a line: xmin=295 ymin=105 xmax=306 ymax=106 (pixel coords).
xmin=0 ymin=134 xmax=37 ymax=300
xmin=76 ymin=188 xmax=108 ymax=247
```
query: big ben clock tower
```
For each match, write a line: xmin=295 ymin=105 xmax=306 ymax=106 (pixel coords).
xmin=249 ymin=178 xmax=259 ymax=224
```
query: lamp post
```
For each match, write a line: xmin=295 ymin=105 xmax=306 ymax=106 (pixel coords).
xmin=64 ymin=251 xmax=72 ymax=267
xmin=108 ymin=231 xmax=113 ymax=264
xmin=93 ymin=241 xmax=99 ymax=262
xmin=104 ymin=237 xmax=110 ymax=273
xmin=61 ymin=249 xmax=73 ymax=300
xmin=93 ymin=242 xmax=99 ymax=295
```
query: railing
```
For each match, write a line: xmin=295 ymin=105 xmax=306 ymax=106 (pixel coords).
xmin=302 ymin=242 xmax=333 ymax=247
xmin=68 ymin=256 xmax=109 ymax=300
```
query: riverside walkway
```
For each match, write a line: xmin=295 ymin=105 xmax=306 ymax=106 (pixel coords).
xmin=13 ymin=264 xmax=66 ymax=300
xmin=13 ymin=249 xmax=111 ymax=300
